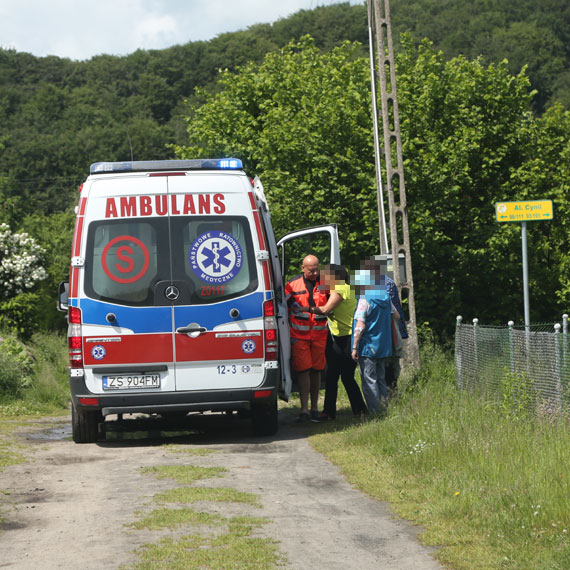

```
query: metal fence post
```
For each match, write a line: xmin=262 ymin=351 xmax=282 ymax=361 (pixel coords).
xmin=555 ymin=323 xmax=562 ymax=409
xmin=456 ymin=315 xmax=463 ymax=388
xmin=562 ymin=313 xmax=570 ymax=398
xmin=473 ymin=318 xmax=479 ymax=385
xmin=508 ymin=320 xmax=515 ymax=374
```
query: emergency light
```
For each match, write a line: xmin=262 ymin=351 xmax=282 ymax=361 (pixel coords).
xmin=90 ymin=158 xmax=243 ymax=174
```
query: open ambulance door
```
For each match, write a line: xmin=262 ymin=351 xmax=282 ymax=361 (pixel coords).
xmin=277 ymin=225 xmax=340 ymax=278
xmin=277 ymin=224 xmax=341 ymax=394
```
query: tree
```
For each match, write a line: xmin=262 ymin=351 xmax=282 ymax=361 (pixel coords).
xmin=174 ymin=37 xmax=379 ymax=267
xmin=175 ymin=35 xmax=569 ymax=337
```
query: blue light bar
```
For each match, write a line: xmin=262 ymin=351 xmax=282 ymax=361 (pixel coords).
xmin=90 ymin=158 xmax=243 ymax=174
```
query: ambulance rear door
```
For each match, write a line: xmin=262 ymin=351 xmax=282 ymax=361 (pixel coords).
xmin=80 ymin=174 xmax=177 ymax=395
xmin=168 ymin=173 xmax=267 ymax=393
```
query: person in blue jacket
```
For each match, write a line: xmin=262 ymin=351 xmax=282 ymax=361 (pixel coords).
xmin=350 ymin=263 xmax=398 ymax=415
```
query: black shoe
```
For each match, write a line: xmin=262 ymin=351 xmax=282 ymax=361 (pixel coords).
xmin=296 ymin=412 xmax=310 ymax=423
xmin=310 ymin=410 xmax=326 ymax=422
xmin=314 ymin=412 xmax=333 ymax=422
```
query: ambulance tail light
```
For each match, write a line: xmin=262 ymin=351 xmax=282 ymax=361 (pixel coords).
xmin=263 ymin=300 xmax=278 ymax=360
xmin=68 ymin=307 xmax=83 ymax=368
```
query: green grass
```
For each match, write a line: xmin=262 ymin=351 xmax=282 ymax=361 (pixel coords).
xmin=139 ymin=464 xmax=227 ymax=484
xmin=310 ymin=342 xmax=570 ymax=569
xmin=127 ymin=453 xmax=284 ymax=569
xmin=130 ymin=528 xmax=282 ymax=570
xmin=129 ymin=507 xmax=223 ymax=530
xmin=155 ymin=486 xmax=262 ymax=507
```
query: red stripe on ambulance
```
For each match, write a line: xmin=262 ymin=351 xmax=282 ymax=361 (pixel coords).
xmin=249 ymin=192 xmax=271 ymax=290
xmin=83 ymin=334 xmax=173 ymax=366
xmin=175 ymin=332 xmax=263 ymax=362
xmin=70 ymin=198 xmax=86 ymax=298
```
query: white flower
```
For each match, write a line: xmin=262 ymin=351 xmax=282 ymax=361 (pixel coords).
xmin=0 ymin=225 xmax=47 ymax=297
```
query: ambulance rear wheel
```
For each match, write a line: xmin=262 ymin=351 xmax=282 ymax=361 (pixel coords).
xmin=72 ymin=404 xmax=102 ymax=443
xmin=251 ymin=398 xmax=278 ymax=436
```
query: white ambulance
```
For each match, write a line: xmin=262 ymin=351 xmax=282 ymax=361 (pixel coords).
xmin=58 ymin=158 xmax=339 ymax=443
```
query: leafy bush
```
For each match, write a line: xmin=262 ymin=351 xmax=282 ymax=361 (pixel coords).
xmin=0 ymin=293 xmax=42 ymax=340
xmin=0 ymin=335 xmax=34 ymax=399
xmin=26 ymin=332 xmax=69 ymax=408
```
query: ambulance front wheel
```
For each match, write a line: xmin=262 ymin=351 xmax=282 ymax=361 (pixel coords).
xmin=72 ymin=403 xmax=103 ymax=444
xmin=251 ymin=397 xmax=278 ymax=436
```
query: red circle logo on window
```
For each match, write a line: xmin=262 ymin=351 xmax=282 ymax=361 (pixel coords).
xmin=101 ymin=235 xmax=150 ymax=284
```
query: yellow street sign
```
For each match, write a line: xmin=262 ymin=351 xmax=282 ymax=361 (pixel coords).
xmin=495 ymin=200 xmax=553 ymax=223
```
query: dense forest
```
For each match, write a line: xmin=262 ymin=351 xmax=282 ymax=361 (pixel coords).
xmin=0 ymin=0 xmax=569 ymax=337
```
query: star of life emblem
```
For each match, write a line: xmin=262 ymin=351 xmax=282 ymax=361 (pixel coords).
xmin=189 ymin=230 xmax=243 ymax=284
xmin=91 ymin=345 xmax=107 ymax=360
xmin=241 ymin=339 xmax=256 ymax=354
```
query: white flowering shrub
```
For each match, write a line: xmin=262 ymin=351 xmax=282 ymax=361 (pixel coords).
xmin=0 ymin=223 xmax=47 ymax=298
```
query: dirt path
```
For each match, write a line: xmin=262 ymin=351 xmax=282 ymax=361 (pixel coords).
xmin=0 ymin=412 xmax=441 ymax=569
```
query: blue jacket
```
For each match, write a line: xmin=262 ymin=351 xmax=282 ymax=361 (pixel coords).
xmin=353 ymin=294 xmax=392 ymax=359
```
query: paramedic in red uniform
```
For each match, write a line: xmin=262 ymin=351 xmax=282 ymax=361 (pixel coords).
xmin=285 ymin=254 xmax=329 ymax=422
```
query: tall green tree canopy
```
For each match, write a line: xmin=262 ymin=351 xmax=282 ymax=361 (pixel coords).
xmin=175 ymin=35 xmax=570 ymax=336
xmin=174 ymin=37 xmax=379 ymax=264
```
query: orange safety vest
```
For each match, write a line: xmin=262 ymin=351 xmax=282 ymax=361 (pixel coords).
xmin=285 ymin=274 xmax=329 ymax=340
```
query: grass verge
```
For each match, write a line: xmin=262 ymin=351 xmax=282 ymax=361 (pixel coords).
xmin=310 ymin=342 xmax=570 ymax=570
xmin=0 ymin=331 xmax=69 ymax=417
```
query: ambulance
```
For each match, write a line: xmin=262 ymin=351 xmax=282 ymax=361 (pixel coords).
xmin=58 ymin=158 xmax=339 ymax=443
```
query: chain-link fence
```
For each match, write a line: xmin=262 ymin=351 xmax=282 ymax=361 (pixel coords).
xmin=455 ymin=315 xmax=570 ymax=413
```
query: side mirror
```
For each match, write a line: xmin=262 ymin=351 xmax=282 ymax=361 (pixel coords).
xmin=57 ymin=281 xmax=69 ymax=312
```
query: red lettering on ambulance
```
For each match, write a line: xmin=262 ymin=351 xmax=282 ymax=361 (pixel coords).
xmin=213 ymin=193 xmax=225 ymax=214
xmin=140 ymin=196 xmax=152 ymax=216
xmin=198 ymin=194 xmax=210 ymax=214
xmin=120 ymin=197 xmax=137 ymax=217
xmin=183 ymin=195 xmax=196 ymax=214
xmin=104 ymin=193 xmax=225 ymax=218
xmin=171 ymin=194 xmax=181 ymax=215
xmin=105 ymin=198 xmax=118 ymax=218
xmin=155 ymin=195 xmax=168 ymax=216
xmin=116 ymin=246 xmax=135 ymax=273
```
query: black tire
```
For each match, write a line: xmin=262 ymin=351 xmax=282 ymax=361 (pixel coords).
xmin=72 ymin=404 xmax=102 ymax=443
xmin=251 ymin=398 xmax=278 ymax=436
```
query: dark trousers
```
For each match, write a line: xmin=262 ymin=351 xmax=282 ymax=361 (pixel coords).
xmin=323 ymin=333 xmax=367 ymax=418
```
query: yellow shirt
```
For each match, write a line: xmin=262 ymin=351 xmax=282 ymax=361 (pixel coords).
xmin=327 ymin=283 xmax=357 ymax=337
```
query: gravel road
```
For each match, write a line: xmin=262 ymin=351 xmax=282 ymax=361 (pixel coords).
xmin=0 ymin=411 xmax=441 ymax=569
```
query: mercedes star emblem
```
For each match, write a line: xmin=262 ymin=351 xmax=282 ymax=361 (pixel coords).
xmin=165 ymin=285 xmax=180 ymax=301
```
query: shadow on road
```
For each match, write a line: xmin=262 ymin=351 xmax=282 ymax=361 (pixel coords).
xmin=22 ymin=406 xmax=360 ymax=449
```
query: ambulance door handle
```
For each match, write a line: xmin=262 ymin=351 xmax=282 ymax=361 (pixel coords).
xmin=176 ymin=324 xmax=206 ymax=335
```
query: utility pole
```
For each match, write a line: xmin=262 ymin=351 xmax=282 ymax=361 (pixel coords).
xmin=368 ymin=0 xmax=420 ymax=369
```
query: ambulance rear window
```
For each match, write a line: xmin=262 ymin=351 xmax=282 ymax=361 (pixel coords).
xmin=84 ymin=216 xmax=257 ymax=307
xmin=172 ymin=216 xmax=257 ymax=305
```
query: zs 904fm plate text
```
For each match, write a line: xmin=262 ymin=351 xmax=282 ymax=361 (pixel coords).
xmin=102 ymin=374 xmax=161 ymax=390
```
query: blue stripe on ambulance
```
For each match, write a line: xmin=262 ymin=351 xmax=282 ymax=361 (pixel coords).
xmin=80 ymin=291 xmax=265 ymax=333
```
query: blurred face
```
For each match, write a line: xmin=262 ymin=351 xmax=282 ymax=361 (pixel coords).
xmin=319 ymin=266 xmax=339 ymax=291
xmin=319 ymin=267 xmax=332 ymax=291
xmin=302 ymin=256 xmax=319 ymax=282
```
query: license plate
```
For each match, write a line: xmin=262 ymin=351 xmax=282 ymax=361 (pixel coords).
xmin=102 ymin=374 xmax=161 ymax=390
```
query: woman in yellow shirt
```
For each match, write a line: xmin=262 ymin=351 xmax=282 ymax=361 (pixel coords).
xmin=307 ymin=264 xmax=367 ymax=420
